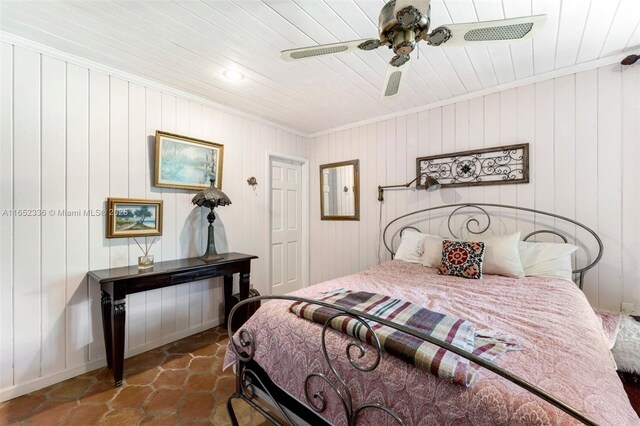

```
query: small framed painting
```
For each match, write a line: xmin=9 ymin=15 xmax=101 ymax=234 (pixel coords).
xmin=106 ymin=198 xmax=163 ymax=238
xmin=154 ymin=131 xmax=224 ymax=191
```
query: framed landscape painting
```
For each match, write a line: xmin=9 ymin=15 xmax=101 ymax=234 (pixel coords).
xmin=106 ymin=198 xmax=163 ymax=238
xmin=154 ymin=131 xmax=224 ymax=191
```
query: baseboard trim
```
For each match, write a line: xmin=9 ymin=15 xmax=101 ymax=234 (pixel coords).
xmin=0 ymin=317 xmax=223 ymax=402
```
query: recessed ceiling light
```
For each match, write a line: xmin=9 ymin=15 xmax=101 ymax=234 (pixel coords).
xmin=223 ymin=69 xmax=244 ymax=82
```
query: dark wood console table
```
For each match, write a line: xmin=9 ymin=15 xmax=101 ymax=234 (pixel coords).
xmin=88 ymin=252 xmax=258 ymax=387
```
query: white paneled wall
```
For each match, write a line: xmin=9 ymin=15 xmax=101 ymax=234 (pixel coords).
xmin=310 ymin=63 xmax=640 ymax=315
xmin=0 ymin=42 xmax=308 ymax=400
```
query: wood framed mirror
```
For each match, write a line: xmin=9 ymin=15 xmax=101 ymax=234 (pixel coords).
xmin=320 ymin=159 xmax=360 ymax=221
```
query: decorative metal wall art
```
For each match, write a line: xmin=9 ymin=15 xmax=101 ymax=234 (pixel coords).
xmin=416 ymin=143 xmax=529 ymax=188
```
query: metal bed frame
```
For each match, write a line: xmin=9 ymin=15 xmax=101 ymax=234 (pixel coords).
xmin=226 ymin=203 xmax=604 ymax=426
xmin=382 ymin=203 xmax=603 ymax=290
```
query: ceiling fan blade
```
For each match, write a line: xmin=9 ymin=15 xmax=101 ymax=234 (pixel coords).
xmin=394 ymin=0 xmax=430 ymax=28
xmin=380 ymin=62 xmax=409 ymax=99
xmin=426 ymin=14 xmax=546 ymax=47
xmin=280 ymin=39 xmax=380 ymax=61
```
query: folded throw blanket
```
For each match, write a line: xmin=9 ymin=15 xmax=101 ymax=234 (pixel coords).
xmin=290 ymin=289 xmax=517 ymax=386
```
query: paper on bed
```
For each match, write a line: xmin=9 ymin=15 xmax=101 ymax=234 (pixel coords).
xmin=290 ymin=290 xmax=516 ymax=386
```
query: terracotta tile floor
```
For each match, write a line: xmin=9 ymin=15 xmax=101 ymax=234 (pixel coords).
xmin=3 ymin=325 xmax=639 ymax=425
xmin=0 ymin=326 xmax=271 ymax=425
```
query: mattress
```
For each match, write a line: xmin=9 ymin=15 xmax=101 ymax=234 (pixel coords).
xmin=225 ymin=261 xmax=639 ymax=425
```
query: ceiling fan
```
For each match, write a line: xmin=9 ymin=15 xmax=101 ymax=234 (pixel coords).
xmin=280 ymin=0 xmax=545 ymax=99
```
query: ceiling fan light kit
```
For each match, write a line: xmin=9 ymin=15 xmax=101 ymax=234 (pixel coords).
xmin=395 ymin=4 xmax=423 ymax=28
xmin=280 ymin=0 xmax=546 ymax=100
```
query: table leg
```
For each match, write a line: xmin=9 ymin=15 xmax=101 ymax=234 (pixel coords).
xmin=100 ymin=291 xmax=113 ymax=369
xmin=239 ymin=272 xmax=250 ymax=300
xmin=223 ymin=275 xmax=233 ymax=326
xmin=111 ymin=299 xmax=126 ymax=387
xmin=239 ymin=272 xmax=250 ymax=325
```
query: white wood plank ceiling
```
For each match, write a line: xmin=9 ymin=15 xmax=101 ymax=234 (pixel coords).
xmin=2 ymin=0 xmax=640 ymax=134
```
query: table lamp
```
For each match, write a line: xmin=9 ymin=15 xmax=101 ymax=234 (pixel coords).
xmin=191 ymin=179 xmax=231 ymax=261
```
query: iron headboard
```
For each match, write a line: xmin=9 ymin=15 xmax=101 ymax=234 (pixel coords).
xmin=383 ymin=203 xmax=604 ymax=290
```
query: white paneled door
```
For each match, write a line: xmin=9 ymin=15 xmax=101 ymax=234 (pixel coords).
xmin=271 ymin=160 xmax=303 ymax=295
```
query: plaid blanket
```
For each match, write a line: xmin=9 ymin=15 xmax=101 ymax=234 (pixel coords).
xmin=290 ymin=289 xmax=516 ymax=386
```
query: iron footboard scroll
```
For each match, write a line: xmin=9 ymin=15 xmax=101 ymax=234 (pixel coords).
xmin=226 ymin=296 xmax=599 ymax=426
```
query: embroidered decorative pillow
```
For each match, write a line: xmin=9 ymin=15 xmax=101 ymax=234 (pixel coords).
xmin=438 ymin=240 xmax=485 ymax=279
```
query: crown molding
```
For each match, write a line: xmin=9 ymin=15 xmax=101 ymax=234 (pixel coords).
xmin=0 ymin=31 xmax=309 ymax=138
xmin=308 ymin=48 xmax=640 ymax=138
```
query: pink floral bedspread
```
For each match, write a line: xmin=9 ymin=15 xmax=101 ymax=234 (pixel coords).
xmin=225 ymin=261 xmax=638 ymax=425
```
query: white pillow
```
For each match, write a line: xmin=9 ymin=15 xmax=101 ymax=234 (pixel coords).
xmin=394 ymin=230 xmax=427 ymax=264
xmin=480 ymin=232 xmax=525 ymax=278
xmin=422 ymin=232 xmax=525 ymax=278
xmin=518 ymin=241 xmax=578 ymax=281
xmin=422 ymin=234 xmax=444 ymax=267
